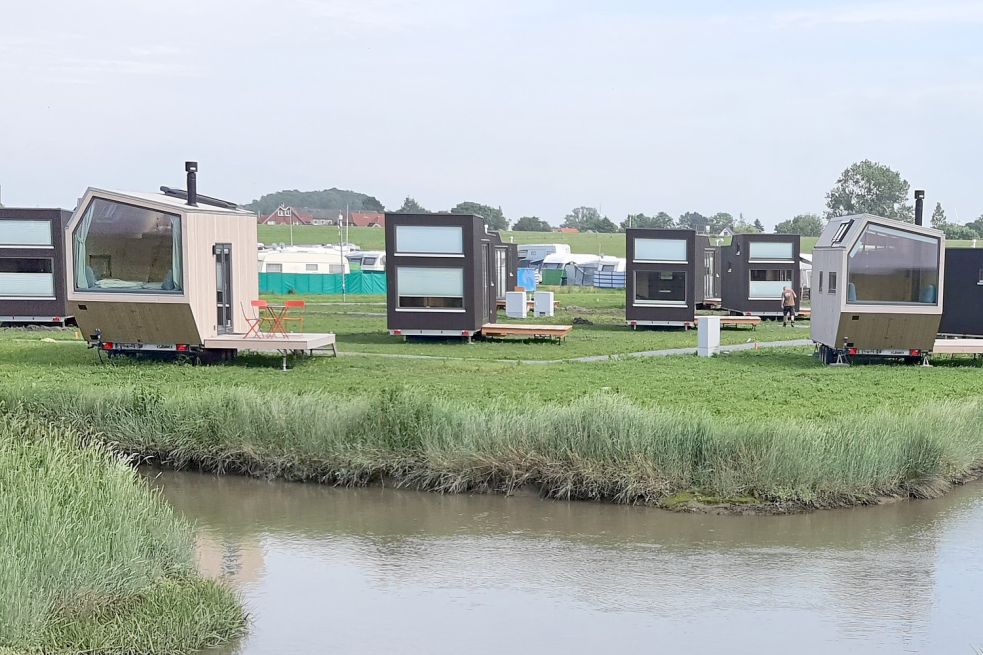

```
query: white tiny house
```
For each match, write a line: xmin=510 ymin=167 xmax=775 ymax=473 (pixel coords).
xmin=811 ymin=213 xmax=944 ymax=363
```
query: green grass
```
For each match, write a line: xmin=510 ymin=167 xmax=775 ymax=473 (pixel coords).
xmin=5 ymin=382 xmax=983 ymax=510
xmin=259 ymin=289 xmax=806 ymax=361
xmin=0 ymin=410 xmax=245 ymax=654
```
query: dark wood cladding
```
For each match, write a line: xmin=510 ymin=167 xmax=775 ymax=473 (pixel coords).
xmin=721 ymin=233 xmax=800 ymax=315
xmin=625 ymin=229 xmax=697 ymax=324
xmin=385 ymin=213 xmax=513 ymax=334
xmin=939 ymin=248 xmax=983 ymax=336
xmin=0 ymin=208 xmax=72 ymax=321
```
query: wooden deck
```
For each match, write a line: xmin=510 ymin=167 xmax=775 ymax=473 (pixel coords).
xmin=480 ymin=323 xmax=573 ymax=341
xmin=203 ymin=332 xmax=337 ymax=354
xmin=797 ymin=308 xmax=812 ymax=319
xmin=695 ymin=315 xmax=761 ymax=330
xmin=932 ymin=338 xmax=983 ymax=355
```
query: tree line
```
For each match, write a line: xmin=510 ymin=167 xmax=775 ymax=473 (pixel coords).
xmin=250 ymin=160 xmax=983 ymax=239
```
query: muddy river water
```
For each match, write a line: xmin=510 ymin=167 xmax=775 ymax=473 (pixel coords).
xmin=148 ymin=470 xmax=983 ymax=654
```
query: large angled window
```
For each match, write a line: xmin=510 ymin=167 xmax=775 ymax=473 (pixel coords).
xmin=847 ymin=224 xmax=940 ymax=304
xmin=73 ymin=198 xmax=183 ymax=293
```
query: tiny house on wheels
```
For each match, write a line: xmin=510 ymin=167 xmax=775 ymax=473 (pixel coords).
xmin=721 ymin=234 xmax=800 ymax=316
xmin=385 ymin=213 xmax=516 ymax=339
xmin=66 ymin=163 xmax=335 ymax=362
xmin=625 ymin=229 xmax=711 ymax=327
xmin=811 ymin=214 xmax=943 ymax=364
xmin=939 ymin=248 xmax=983 ymax=337
xmin=0 ymin=208 xmax=74 ymax=325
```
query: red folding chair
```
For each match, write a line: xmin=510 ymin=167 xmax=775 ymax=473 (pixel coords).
xmin=279 ymin=300 xmax=306 ymax=333
xmin=243 ymin=300 xmax=274 ymax=337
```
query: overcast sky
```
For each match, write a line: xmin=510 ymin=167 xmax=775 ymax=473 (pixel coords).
xmin=1 ymin=1 xmax=981 ymax=227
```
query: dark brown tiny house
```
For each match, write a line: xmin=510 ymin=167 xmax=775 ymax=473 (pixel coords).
xmin=626 ymin=229 xmax=705 ymax=327
xmin=385 ymin=213 xmax=514 ymax=338
xmin=939 ymin=248 xmax=983 ymax=337
xmin=721 ymin=234 xmax=800 ymax=316
xmin=0 ymin=208 xmax=73 ymax=325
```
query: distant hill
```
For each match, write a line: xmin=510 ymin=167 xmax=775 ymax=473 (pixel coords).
xmin=246 ymin=188 xmax=385 ymax=215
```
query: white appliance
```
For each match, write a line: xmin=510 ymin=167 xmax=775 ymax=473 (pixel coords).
xmin=698 ymin=316 xmax=720 ymax=357
xmin=534 ymin=291 xmax=555 ymax=317
xmin=505 ymin=291 xmax=528 ymax=319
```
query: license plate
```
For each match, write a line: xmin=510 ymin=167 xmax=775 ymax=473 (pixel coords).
xmin=858 ymin=349 xmax=907 ymax=356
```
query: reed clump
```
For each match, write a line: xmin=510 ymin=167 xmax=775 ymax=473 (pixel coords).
xmin=5 ymin=383 xmax=983 ymax=510
xmin=0 ymin=409 xmax=245 ymax=654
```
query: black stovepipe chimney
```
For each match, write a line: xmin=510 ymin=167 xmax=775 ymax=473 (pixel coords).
xmin=914 ymin=189 xmax=925 ymax=226
xmin=185 ymin=161 xmax=198 ymax=207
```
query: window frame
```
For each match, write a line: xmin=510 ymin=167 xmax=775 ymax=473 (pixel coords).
xmin=0 ymin=219 xmax=53 ymax=248
xmin=845 ymin=223 xmax=940 ymax=306
xmin=72 ymin=197 xmax=184 ymax=295
xmin=747 ymin=241 xmax=795 ymax=263
xmin=828 ymin=272 xmax=837 ymax=294
xmin=747 ymin=268 xmax=793 ymax=300
xmin=632 ymin=269 xmax=687 ymax=307
xmin=396 ymin=266 xmax=466 ymax=313
xmin=632 ymin=238 xmax=688 ymax=264
xmin=0 ymin=256 xmax=56 ymax=299
xmin=394 ymin=225 xmax=465 ymax=257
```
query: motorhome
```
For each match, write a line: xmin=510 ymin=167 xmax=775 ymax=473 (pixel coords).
xmin=517 ymin=243 xmax=571 ymax=268
xmin=348 ymin=250 xmax=386 ymax=272
xmin=258 ymin=247 xmax=350 ymax=274
xmin=811 ymin=213 xmax=943 ymax=363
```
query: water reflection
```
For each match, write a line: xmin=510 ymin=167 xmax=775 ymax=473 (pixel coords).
xmin=145 ymin=470 xmax=983 ymax=655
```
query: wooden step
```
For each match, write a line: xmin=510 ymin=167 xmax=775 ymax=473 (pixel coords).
xmin=480 ymin=323 xmax=573 ymax=341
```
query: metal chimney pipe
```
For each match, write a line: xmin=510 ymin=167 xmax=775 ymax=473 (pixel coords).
xmin=914 ymin=189 xmax=925 ymax=226
xmin=185 ymin=161 xmax=198 ymax=207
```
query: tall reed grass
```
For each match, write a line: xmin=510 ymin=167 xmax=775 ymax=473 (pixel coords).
xmin=5 ymin=383 xmax=983 ymax=509
xmin=0 ymin=409 xmax=245 ymax=654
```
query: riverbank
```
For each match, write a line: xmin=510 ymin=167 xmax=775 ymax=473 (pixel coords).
xmin=0 ymin=409 xmax=245 ymax=654
xmin=7 ymin=382 xmax=983 ymax=513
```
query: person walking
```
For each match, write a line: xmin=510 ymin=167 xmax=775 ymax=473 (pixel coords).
xmin=781 ymin=286 xmax=798 ymax=327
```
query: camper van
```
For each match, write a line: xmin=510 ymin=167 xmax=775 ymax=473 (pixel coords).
xmin=517 ymin=243 xmax=571 ymax=268
xmin=258 ymin=247 xmax=350 ymax=275
xmin=348 ymin=250 xmax=386 ymax=272
xmin=540 ymin=253 xmax=601 ymax=286
xmin=811 ymin=214 xmax=943 ymax=364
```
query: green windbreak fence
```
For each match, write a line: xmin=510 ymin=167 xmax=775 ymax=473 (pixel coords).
xmin=259 ymin=272 xmax=387 ymax=295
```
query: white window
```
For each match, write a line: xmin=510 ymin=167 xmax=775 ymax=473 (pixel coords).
xmin=0 ymin=258 xmax=55 ymax=297
xmin=634 ymin=238 xmax=687 ymax=262
xmin=305 ymin=263 xmax=318 ymax=271
xmin=634 ymin=270 xmax=686 ymax=306
xmin=397 ymin=266 xmax=464 ymax=310
xmin=395 ymin=225 xmax=463 ymax=256
xmin=0 ymin=220 xmax=52 ymax=247
xmin=749 ymin=242 xmax=794 ymax=261
xmin=266 ymin=263 xmax=283 ymax=273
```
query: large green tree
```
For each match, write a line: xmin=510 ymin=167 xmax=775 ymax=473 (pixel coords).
xmin=677 ymin=211 xmax=709 ymax=232
xmin=395 ymin=197 xmax=428 ymax=214
xmin=825 ymin=160 xmax=913 ymax=221
xmin=930 ymin=202 xmax=947 ymax=229
xmin=942 ymin=224 xmax=979 ymax=240
xmin=512 ymin=216 xmax=551 ymax=232
xmin=620 ymin=212 xmax=674 ymax=230
xmin=753 ymin=218 xmax=765 ymax=233
xmin=246 ymin=188 xmax=385 ymax=215
xmin=450 ymin=201 xmax=508 ymax=231
xmin=562 ymin=206 xmax=617 ymax=233
xmin=775 ymin=213 xmax=824 ymax=236
xmin=708 ymin=212 xmax=735 ymax=234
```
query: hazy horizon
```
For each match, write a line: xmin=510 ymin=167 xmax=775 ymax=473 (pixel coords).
xmin=2 ymin=1 xmax=981 ymax=228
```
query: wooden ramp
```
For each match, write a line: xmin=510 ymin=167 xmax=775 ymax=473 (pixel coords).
xmin=695 ymin=315 xmax=761 ymax=330
xmin=203 ymin=332 xmax=337 ymax=355
xmin=480 ymin=323 xmax=572 ymax=341
xmin=933 ymin=338 xmax=983 ymax=355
